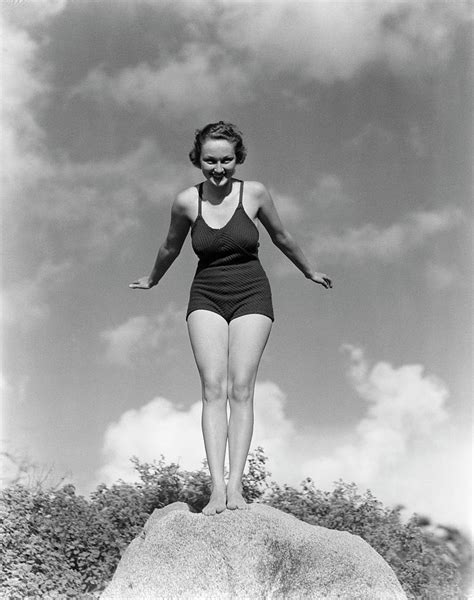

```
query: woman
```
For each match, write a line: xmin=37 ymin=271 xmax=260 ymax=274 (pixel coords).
xmin=130 ymin=121 xmax=332 ymax=516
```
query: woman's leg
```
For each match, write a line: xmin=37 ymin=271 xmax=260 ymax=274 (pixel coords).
xmin=187 ymin=310 xmax=229 ymax=515
xmin=227 ymin=314 xmax=272 ymax=509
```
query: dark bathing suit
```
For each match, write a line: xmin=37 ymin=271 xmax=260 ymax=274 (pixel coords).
xmin=186 ymin=180 xmax=274 ymax=323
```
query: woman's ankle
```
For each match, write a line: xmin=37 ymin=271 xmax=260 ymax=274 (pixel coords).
xmin=211 ymin=481 xmax=226 ymax=492
xmin=226 ymin=479 xmax=243 ymax=492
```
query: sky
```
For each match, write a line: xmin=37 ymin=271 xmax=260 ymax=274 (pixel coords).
xmin=1 ymin=0 xmax=472 ymax=535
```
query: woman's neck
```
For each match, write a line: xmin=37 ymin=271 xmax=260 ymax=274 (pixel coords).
xmin=203 ymin=179 xmax=234 ymax=203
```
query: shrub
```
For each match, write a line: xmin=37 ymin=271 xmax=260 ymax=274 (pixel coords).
xmin=264 ymin=477 xmax=468 ymax=599
xmin=0 ymin=449 xmax=470 ymax=599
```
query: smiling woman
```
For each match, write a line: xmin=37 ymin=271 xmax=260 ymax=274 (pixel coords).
xmin=130 ymin=121 xmax=332 ymax=515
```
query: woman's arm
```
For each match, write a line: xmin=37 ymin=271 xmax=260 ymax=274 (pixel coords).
xmin=256 ymin=183 xmax=332 ymax=289
xmin=129 ymin=193 xmax=191 ymax=289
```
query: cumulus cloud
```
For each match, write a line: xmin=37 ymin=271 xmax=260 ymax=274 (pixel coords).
xmin=1 ymin=8 xmax=191 ymax=267
xmin=96 ymin=380 xmax=298 ymax=485
xmin=270 ymin=190 xmax=304 ymax=224
xmin=0 ymin=11 xmax=53 ymax=205
xmin=219 ymin=0 xmax=469 ymax=82
xmin=344 ymin=123 xmax=396 ymax=151
xmin=97 ymin=352 xmax=471 ymax=531
xmin=309 ymin=175 xmax=354 ymax=215
xmin=23 ymin=139 xmax=188 ymax=258
xmin=71 ymin=42 xmax=253 ymax=118
xmin=2 ymin=0 xmax=67 ymax=27
xmin=310 ymin=207 xmax=463 ymax=263
xmin=425 ymin=262 xmax=461 ymax=290
xmin=69 ymin=1 xmax=468 ymax=119
xmin=303 ymin=345 xmax=471 ymax=530
xmin=1 ymin=260 xmax=72 ymax=330
xmin=101 ymin=304 xmax=186 ymax=367
xmin=98 ymin=397 xmax=203 ymax=484
xmin=312 ymin=344 xmax=450 ymax=482
xmin=269 ymin=175 xmax=352 ymax=230
xmin=5 ymin=135 xmax=188 ymax=266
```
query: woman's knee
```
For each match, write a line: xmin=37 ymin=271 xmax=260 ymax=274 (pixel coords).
xmin=202 ymin=377 xmax=227 ymax=404
xmin=228 ymin=377 xmax=254 ymax=405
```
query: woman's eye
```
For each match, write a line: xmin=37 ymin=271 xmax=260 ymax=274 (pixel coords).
xmin=203 ymin=157 xmax=233 ymax=164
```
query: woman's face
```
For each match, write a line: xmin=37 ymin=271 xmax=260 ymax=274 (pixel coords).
xmin=200 ymin=138 xmax=237 ymax=188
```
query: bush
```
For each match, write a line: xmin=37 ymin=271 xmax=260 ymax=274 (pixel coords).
xmin=265 ymin=477 xmax=469 ymax=599
xmin=0 ymin=449 xmax=470 ymax=599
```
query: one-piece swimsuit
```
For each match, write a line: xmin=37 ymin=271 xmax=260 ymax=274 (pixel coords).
xmin=186 ymin=180 xmax=274 ymax=323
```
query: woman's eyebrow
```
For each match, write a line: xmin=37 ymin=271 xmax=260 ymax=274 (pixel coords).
xmin=203 ymin=154 xmax=234 ymax=159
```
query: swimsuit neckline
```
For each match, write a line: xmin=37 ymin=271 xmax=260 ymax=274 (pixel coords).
xmin=193 ymin=179 xmax=249 ymax=232
xmin=194 ymin=205 xmax=259 ymax=236
xmin=198 ymin=204 xmax=242 ymax=232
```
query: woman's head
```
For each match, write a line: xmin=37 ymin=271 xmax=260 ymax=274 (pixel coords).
xmin=189 ymin=121 xmax=247 ymax=168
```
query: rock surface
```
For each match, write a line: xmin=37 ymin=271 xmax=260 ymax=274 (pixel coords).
xmin=101 ymin=501 xmax=407 ymax=600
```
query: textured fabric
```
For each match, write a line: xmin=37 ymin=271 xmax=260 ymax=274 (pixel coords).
xmin=187 ymin=180 xmax=274 ymax=322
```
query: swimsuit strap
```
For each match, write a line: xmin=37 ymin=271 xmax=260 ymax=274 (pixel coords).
xmin=238 ymin=180 xmax=244 ymax=208
xmin=197 ymin=183 xmax=203 ymax=217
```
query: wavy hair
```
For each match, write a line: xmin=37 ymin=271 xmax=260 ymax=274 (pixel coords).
xmin=189 ymin=121 xmax=247 ymax=168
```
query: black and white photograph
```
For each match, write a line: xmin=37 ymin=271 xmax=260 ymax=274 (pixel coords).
xmin=1 ymin=1 xmax=472 ymax=598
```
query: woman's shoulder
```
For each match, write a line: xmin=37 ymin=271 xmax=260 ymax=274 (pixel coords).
xmin=242 ymin=180 xmax=271 ymax=207
xmin=173 ymin=185 xmax=199 ymax=213
xmin=241 ymin=180 xmax=268 ymax=197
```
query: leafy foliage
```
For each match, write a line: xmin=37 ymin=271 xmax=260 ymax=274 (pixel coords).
xmin=0 ymin=449 xmax=470 ymax=599
xmin=265 ymin=477 xmax=470 ymax=599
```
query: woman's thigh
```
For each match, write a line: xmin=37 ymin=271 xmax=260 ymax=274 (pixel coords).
xmin=228 ymin=314 xmax=272 ymax=388
xmin=187 ymin=310 xmax=229 ymax=388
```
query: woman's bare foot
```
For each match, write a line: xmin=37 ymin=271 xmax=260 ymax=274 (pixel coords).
xmin=202 ymin=486 xmax=227 ymax=516
xmin=226 ymin=484 xmax=249 ymax=510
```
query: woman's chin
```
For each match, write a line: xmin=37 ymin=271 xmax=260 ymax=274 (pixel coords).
xmin=210 ymin=176 xmax=229 ymax=187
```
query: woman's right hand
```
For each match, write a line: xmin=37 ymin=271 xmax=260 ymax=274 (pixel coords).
xmin=129 ymin=276 xmax=155 ymax=290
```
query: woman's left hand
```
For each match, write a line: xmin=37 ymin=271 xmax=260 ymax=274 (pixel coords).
xmin=307 ymin=272 xmax=332 ymax=289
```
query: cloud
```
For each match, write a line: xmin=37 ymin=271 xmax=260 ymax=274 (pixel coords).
xmin=270 ymin=175 xmax=352 ymax=230
xmin=309 ymin=174 xmax=354 ymax=214
xmin=4 ymin=135 xmax=189 ymax=270
xmin=71 ymin=42 xmax=253 ymax=119
xmin=96 ymin=380 xmax=297 ymax=485
xmin=0 ymin=11 xmax=53 ymax=206
xmin=310 ymin=207 xmax=463 ymax=263
xmin=69 ymin=1 xmax=468 ymax=120
xmin=27 ymin=139 xmax=187 ymax=255
xmin=97 ymin=352 xmax=471 ymax=532
xmin=345 ymin=122 xmax=430 ymax=160
xmin=1 ymin=260 xmax=72 ymax=330
xmin=101 ymin=304 xmax=186 ymax=367
xmin=270 ymin=190 xmax=304 ymax=224
xmin=303 ymin=345 xmax=471 ymax=531
xmin=98 ymin=397 xmax=203 ymax=484
xmin=2 ymin=0 xmax=67 ymax=27
xmin=335 ymin=344 xmax=449 ymax=478
xmin=218 ymin=0 xmax=468 ymax=83
xmin=424 ymin=262 xmax=461 ymax=290
xmin=344 ymin=123 xmax=396 ymax=151
xmin=1 ymin=9 xmax=191 ymax=268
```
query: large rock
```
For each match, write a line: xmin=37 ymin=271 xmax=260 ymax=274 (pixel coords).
xmin=101 ymin=502 xmax=407 ymax=599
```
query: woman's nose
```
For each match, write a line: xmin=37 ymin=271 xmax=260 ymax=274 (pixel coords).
xmin=214 ymin=163 xmax=224 ymax=173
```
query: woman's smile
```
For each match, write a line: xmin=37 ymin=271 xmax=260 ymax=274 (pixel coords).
xmin=200 ymin=138 xmax=237 ymax=187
